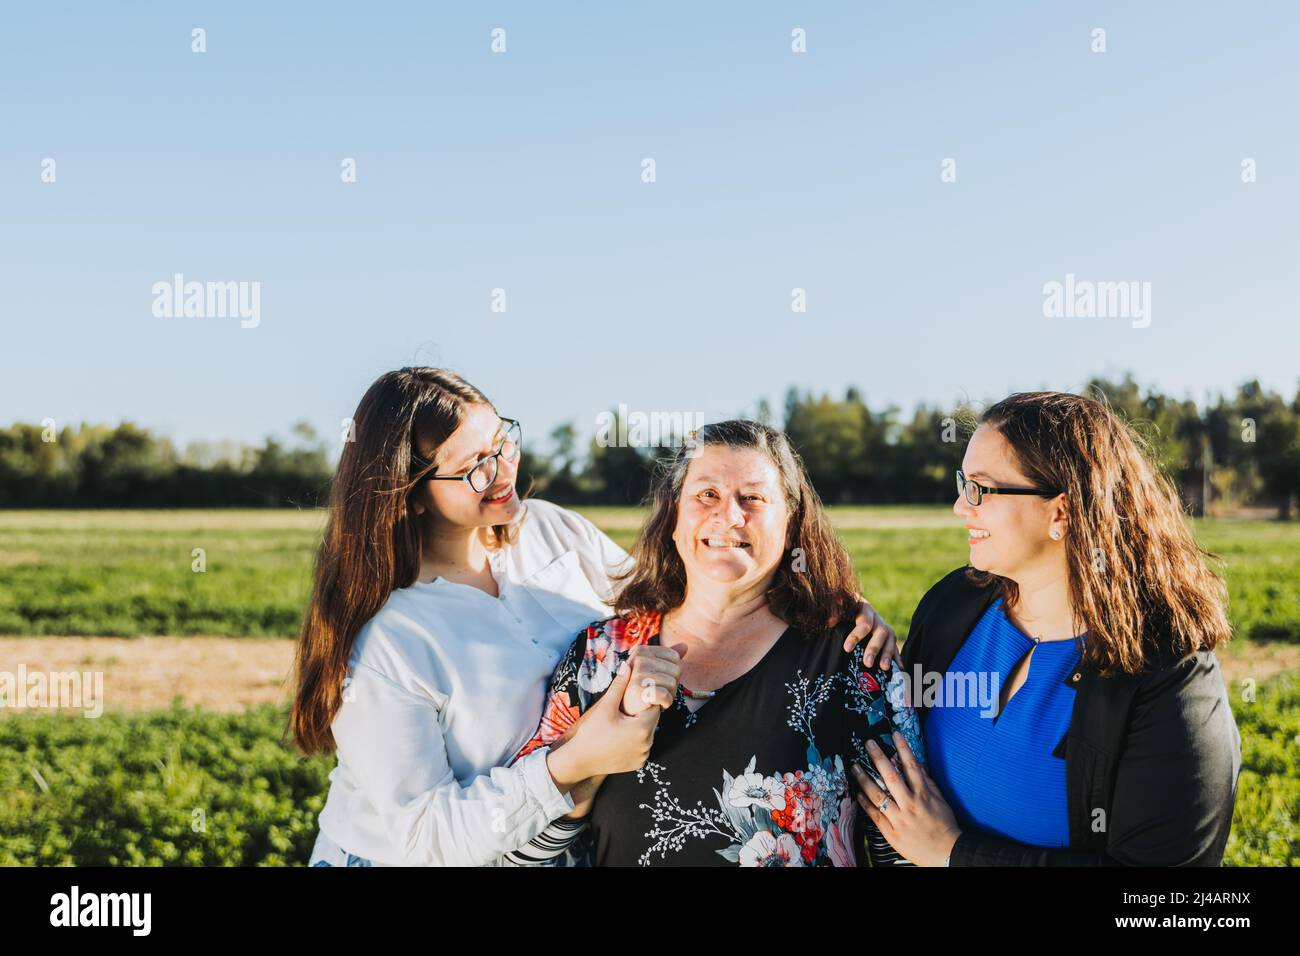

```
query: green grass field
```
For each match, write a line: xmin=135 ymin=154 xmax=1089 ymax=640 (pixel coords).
xmin=3 ymin=505 xmax=1298 ymax=645
xmin=1 ymin=506 xmax=1298 ymax=865
xmin=4 ymin=674 xmax=1295 ymax=866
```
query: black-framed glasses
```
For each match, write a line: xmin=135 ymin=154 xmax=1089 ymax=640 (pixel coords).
xmin=955 ymin=469 xmax=1057 ymax=507
xmin=412 ymin=418 xmax=521 ymax=493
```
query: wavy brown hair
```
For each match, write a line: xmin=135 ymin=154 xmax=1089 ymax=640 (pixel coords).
xmin=969 ymin=390 xmax=1231 ymax=676
xmin=615 ymin=420 xmax=860 ymax=636
xmin=291 ymin=367 xmax=520 ymax=754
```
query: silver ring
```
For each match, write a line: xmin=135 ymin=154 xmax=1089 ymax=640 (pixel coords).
xmin=878 ymin=795 xmax=891 ymax=812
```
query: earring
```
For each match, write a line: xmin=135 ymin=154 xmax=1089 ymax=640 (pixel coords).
xmin=1050 ymin=530 xmax=1061 ymax=540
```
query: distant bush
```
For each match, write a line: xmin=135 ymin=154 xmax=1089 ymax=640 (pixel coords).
xmin=5 ymin=372 xmax=1299 ymax=512
xmin=0 ymin=421 xmax=332 ymax=508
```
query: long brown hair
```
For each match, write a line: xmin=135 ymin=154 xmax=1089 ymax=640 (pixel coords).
xmin=615 ymin=420 xmax=860 ymax=636
xmin=969 ymin=390 xmax=1231 ymax=676
xmin=292 ymin=367 xmax=518 ymax=754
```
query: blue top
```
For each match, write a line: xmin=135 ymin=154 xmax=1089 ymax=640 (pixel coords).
xmin=925 ymin=597 xmax=1084 ymax=848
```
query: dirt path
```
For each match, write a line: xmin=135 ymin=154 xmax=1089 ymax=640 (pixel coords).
xmin=0 ymin=636 xmax=293 ymax=713
xmin=1218 ymin=642 xmax=1300 ymax=693
xmin=0 ymin=635 xmax=1294 ymax=715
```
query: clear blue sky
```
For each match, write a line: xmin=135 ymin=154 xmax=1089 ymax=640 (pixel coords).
xmin=3 ymin=2 xmax=1297 ymax=458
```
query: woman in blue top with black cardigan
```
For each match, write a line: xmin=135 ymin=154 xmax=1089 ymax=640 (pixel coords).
xmin=849 ymin=391 xmax=1242 ymax=866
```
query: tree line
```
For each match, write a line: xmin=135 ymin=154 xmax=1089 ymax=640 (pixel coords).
xmin=2 ymin=375 xmax=1297 ymax=516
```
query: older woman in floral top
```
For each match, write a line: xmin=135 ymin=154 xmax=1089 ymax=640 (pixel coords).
xmin=511 ymin=420 xmax=924 ymax=867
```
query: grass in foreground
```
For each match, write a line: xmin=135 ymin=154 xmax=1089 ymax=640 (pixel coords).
xmin=1 ymin=671 xmax=1295 ymax=865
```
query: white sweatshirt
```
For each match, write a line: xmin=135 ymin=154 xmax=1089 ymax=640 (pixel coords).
xmin=312 ymin=499 xmax=631 ymax=866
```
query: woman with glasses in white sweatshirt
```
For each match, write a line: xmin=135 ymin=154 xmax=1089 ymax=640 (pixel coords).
xmin=293 ymin=367 xmax=899 ymax=866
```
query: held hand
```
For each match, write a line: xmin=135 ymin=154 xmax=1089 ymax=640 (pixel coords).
xmin=620 ymin=644 xmax=682 ymax=717
xmin=843 ymin=595 xmax=900 ymax=670
xmin=568 ymin=666 xmax=661 ymax=777
xmin=850 ymin=731 xmax=961 ymax=867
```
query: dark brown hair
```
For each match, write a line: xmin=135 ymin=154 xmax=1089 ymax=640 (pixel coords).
xmin=969 ymin=390 xmax=1231 ymax=676
xmin=615 ymin=420 xmax=860 ymax=636
xmin=291 ymin=367 xmax=518 ymax=754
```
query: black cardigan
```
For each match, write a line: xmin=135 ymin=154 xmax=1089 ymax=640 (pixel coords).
xmin=900 ymin=568 xmax=1242 ymax=866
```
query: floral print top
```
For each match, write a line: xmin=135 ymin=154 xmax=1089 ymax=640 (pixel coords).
xmin=512 ymin=611 xmax=925 ymax=867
